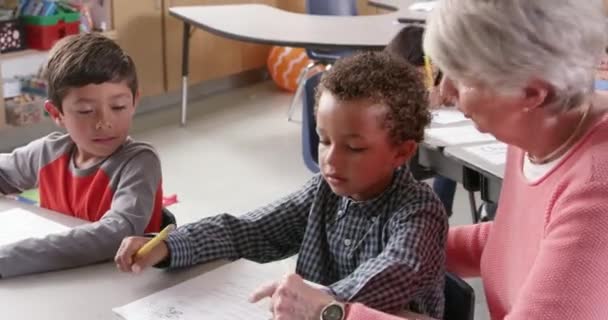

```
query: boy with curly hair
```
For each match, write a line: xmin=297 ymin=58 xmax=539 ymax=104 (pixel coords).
xmin=115 ymin=51 xmax=447 ymax=318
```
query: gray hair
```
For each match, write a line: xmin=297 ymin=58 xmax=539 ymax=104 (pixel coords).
xmin=423 ymin=0 xmax=608 ymax=113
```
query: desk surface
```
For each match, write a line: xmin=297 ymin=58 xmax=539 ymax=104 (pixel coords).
xmin=369 ymin=0 xmax=430 ymax=22
xmin=369 ymin=0 xmax=408 ymax=10
xmin=0 ymin=199 xmax=235 ymax=320
xmin=169 ymin=4 xmax=406 ymax=50
xmin=1 ymin=200 xmax=436 ymax=320
xmin=422 ymin=110 xmax=506 ymax=181
xmin=444 ymin=143 xmax=506 ymax=180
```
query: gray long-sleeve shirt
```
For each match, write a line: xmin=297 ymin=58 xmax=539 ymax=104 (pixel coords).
xmin=0 ymin=132 xmax=163 ymax=278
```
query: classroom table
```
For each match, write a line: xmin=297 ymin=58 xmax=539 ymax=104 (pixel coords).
xmin=168 ymin=4 xmax=408 ymax=126
xmin=444 ymin=142 xmax=505 ymax=205
xmin=369 ymin=0 xmax=411 ymax=11
xmin=0 ymin=198 xmax=435 ymax=320
xmin=368 ymin=0 xmax=432 ymax=22
xmin=417 ymin=110 xmax=506 ymax=221
xmin=0 ymin=199 xmax=246 ymax=319
xmin=444 ymin=143 xmax=505 ymax=180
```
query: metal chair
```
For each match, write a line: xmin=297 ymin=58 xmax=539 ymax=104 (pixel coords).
xmin=301 ymin=72 xmax=322 ymax=172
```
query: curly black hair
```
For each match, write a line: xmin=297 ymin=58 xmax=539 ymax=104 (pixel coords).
xmin=315 ymin=51 xmax=431 ymax=144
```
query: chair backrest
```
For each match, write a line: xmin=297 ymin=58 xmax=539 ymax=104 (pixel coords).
xmin=444 ymin=272 xmax=476 ymax=320
xmin=301 ymin=72 xmax=322 ymax=173
xmin=161 ymin=207 xmax=177 ymax=229
xmin=305 ymin=0 xmax=358 ymax=16
xmin=305 ymin=0 xmax=358 ymax=60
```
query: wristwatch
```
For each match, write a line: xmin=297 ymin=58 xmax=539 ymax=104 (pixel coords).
xmin=320 ymin=301 xmax=347 ymax=320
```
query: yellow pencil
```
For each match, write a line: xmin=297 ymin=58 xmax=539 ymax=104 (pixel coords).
xmin=423 ymin=55 xmax=434 ymax=89
xmin=135 ymin=224 xmax=176 ymax=259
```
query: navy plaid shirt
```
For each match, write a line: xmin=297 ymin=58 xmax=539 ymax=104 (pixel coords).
xmin=165 ymin=168 xmax=447 ymax=318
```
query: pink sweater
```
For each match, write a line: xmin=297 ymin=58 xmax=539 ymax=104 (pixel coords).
xmin=347 ymin=115 xmax=608 ymax=320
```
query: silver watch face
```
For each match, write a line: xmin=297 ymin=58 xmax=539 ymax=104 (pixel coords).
xmin=321 ymin=304 xmax=344 ymax=320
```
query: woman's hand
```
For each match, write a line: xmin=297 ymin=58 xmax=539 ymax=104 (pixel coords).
xmin=249 ymin=273 xmax=335 ymax=320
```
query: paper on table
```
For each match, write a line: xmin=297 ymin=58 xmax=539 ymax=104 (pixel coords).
xmin=463 ymin=142 xmax=508 ymax=165
xmin=0 ymin=208 xmax=70 ymax=247
xmin=431 ymin=109 xmax=469 ymax=125
xmin=426 ymin=125 xmax=496 ymax=146
xmin=113 ymin=260 xmax=289 ymax=320
xmin=409 ymin=1 xmax=437 ymax=12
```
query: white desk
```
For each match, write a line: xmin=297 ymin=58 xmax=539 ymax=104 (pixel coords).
xmin=168 ymin=4 xmax=408 ymax=126
xmin=417 ymin=111 xmax=505 ymax=221
xmin=444 ymin=142 xmax=505 ymax=209
xmin=0 ymin=199 xmax=435 ymax=320
xmin=368 ymin=0 xmax=431 ymax=23
xmin=444 ymin=143 xmax=506 ymax=180
xmin=0 ymin=199 xmax=238 ymax=320
xmin=170 ymin=5 xmax=404 ymax=50
xmin=369 ymin=0 xmax=409 ymax=11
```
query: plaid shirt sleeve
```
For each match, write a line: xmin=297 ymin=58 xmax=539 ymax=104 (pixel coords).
xmin=329 ymin=196 xmax=448 ymax=313
xmin=165 ymin=176 xmax=321 ymax=268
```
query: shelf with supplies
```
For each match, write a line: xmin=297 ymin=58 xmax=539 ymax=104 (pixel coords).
xmin=0 ymin=0 xmax=324 ymax=141
xmin=0 ymin=0 xmax=114 ymax=132
xmin=0 ymin=29 xmax=115 ymax=60
xmin=1 ymin=71 xmax=47 ymax=129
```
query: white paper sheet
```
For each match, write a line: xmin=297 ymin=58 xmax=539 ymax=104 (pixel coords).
xmin=426 ymin=125 xmax=496 ymax=145
xmin=113 ymin=260 xmax=290 ymax=320
xmin=463 ymin=142 xmax=508 ymax=165
xmin=0 ymin=208 xmax=70 ymax=247
xmin=431 ymin=109 xmax=469 ymax=125
xmin=409 ymin=1 xmax=437 ymax=12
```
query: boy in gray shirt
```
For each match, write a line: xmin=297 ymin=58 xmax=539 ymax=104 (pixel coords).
xmin=0 ymin=33 xmax=163 ymax=278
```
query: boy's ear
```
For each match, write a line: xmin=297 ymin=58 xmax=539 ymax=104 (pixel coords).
xmin=133 ymin=90 xmax=141 ymax=110
xmin=44 ymin=100 xmax=64 ymax=128
xmin=392 ymin=140 xmax=418 ymax=168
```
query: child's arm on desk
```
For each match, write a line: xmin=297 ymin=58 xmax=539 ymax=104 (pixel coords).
xmin=0 ymin=135 xmax=48 ymax=195
xmin=115 ymin=175 xmax=321 ymax=272
xmin=0 ymin=150 xmax=161 ymax=278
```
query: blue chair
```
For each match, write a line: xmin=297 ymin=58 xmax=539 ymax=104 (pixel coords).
xmin=301 ymin=72 xmax=322 ymax=172
xmin=305 ymin=0 xmax=358 ymax=63
xmin=287 ymin=0 xmax=358 ymax=121
xmin=444 ymin=272 xmax=476 ymax=320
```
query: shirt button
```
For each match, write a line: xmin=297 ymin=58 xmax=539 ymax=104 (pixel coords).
xmin=338 ymin=210 xmax=344 ymax=216
xmin=344 ymin=239 xmax=352 ymax=247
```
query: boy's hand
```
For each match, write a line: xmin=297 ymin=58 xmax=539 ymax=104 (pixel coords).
xmin=114 ymin=236 xmax=169 ymax=273
xmin=249 ymin=274 xmax=334 ymax=320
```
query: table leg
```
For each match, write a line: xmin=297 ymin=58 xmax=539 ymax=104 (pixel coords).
xmin=180 ymin=22 xmax=191 ymax=127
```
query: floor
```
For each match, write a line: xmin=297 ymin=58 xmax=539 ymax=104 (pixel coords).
xmin=130 ymin=81 xmax=491 ymax=319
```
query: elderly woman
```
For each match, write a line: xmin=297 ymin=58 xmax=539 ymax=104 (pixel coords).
xmin=249 ymin=0 xmax=608 ymax=319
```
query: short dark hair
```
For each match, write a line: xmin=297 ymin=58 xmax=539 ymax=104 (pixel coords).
xmin=385 ymin=25 xmax=425 ymax=67
xmin=43 ymin=33 xmax=138 ymax=112
xmin=386 ymin=25 xmax=443 ymax=85
xmin=316 ymin=51 xmax=431 ymax=144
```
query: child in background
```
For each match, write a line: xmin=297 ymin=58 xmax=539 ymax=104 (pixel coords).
xmin=384 ymin=25 xmax=459 ymax=216
xmin=385 ymin=25 xmax=499 ymax=220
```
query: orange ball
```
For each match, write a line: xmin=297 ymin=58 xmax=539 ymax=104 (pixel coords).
xmin=267 ymin=46 xmax=314 ymax=92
